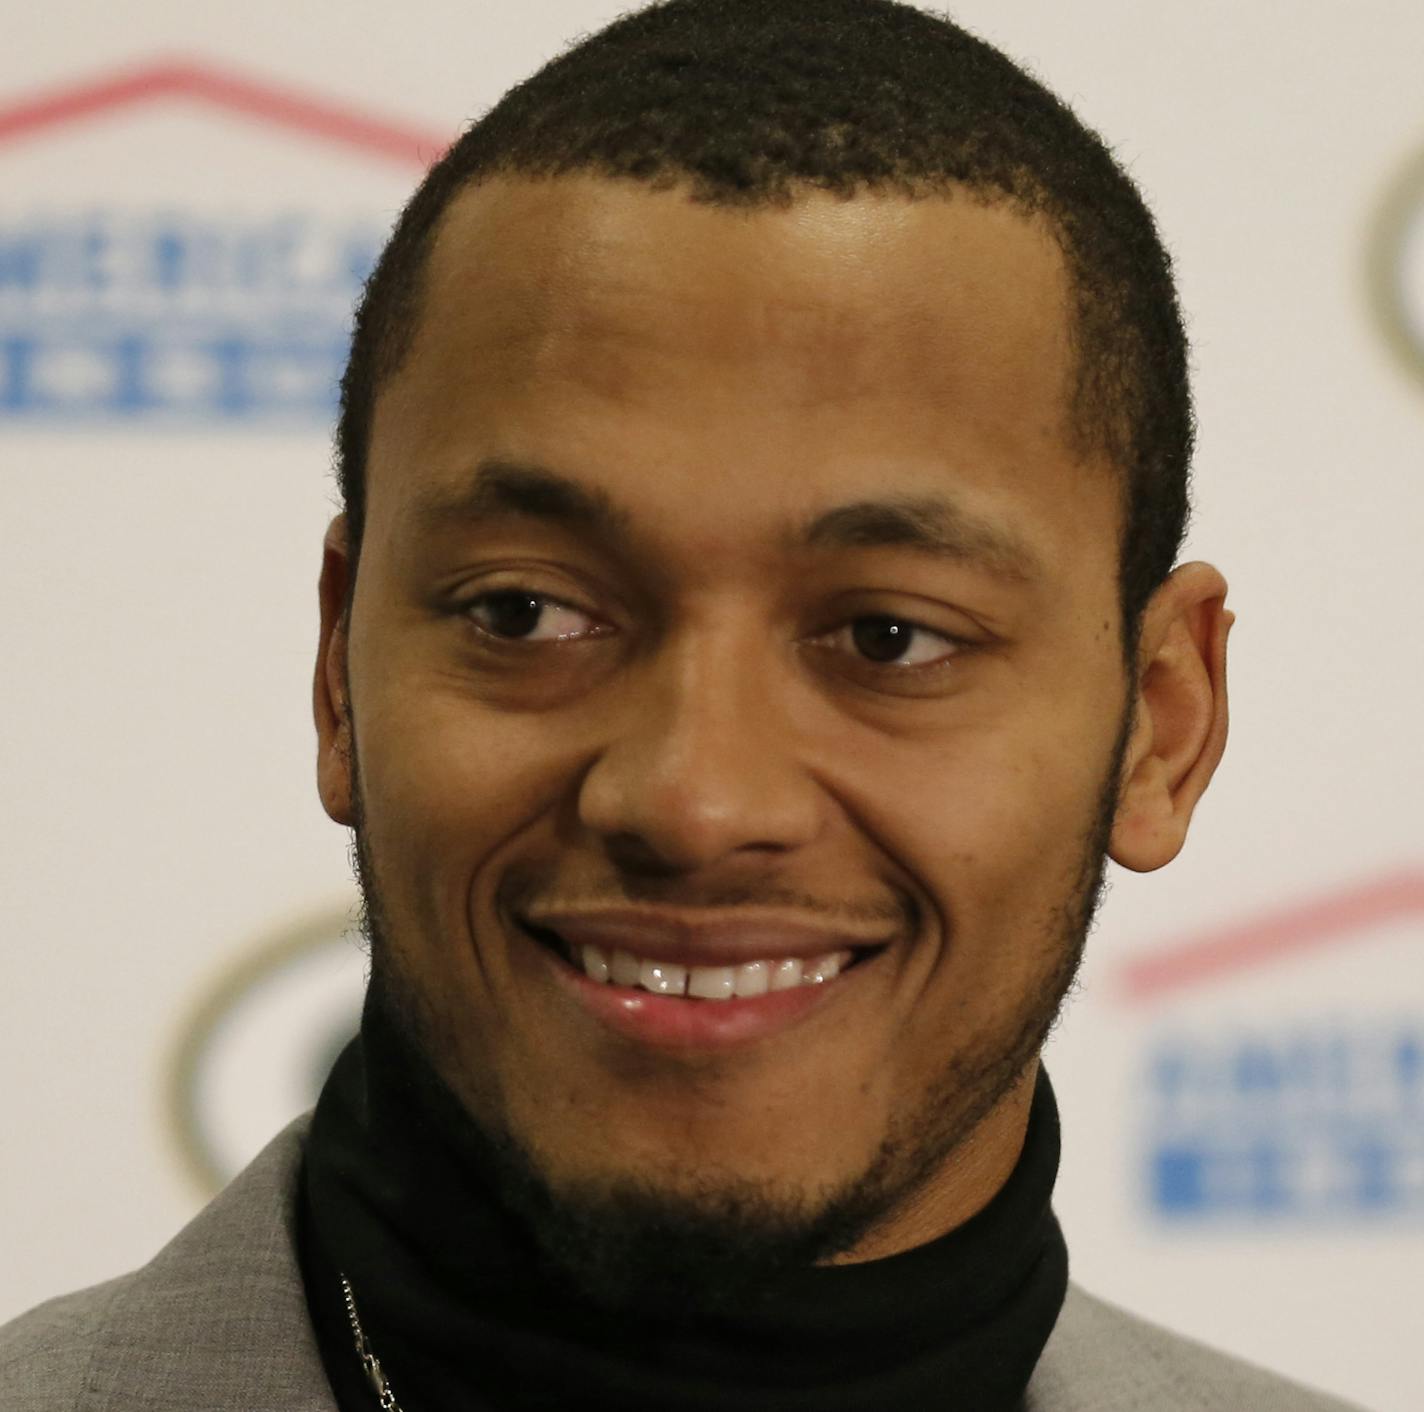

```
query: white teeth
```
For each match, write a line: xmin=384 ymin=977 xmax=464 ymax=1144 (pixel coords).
xmin=640 ymin=958 xmax=688 ymax=996
xmin=578 ymin=945 xmax=858 ymax=997
xmin=687 ymin=965 xmax=737 ymax=1000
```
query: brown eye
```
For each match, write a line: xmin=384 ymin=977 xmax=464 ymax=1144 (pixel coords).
xmin=464 ymin=589 xmax=600 ymax=643
xmin=851 ymin=616 xmax=914 ymax=664
xmin=840 ymin=614 xmax=964 ymax=670
xmin=472 ymin=590 xmax=543 ymax=639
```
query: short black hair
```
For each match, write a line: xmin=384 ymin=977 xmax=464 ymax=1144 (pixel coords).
xmin=336 ymin=0 xmax=1193 ymax=652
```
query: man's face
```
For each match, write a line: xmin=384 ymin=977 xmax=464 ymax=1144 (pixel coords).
xmin=323 ymin=176 xmax=1132 ymax=1268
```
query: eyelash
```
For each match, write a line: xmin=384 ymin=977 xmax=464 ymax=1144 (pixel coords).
xmin=457 ymin=587 xmax=969 ymax=674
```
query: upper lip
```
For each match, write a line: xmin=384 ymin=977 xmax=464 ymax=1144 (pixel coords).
xmin=520 ymin=907 xmax=897 ymax=969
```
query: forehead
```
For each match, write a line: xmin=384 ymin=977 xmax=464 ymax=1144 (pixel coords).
xmin=365 ymin=174 xmax=1109 ymax=582
xmin=406 ymin=173 xmax=1073 ymax=403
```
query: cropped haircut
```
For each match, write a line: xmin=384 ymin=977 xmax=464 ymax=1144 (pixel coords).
xmin=335 ymin=0 xmax=1194 ymax=655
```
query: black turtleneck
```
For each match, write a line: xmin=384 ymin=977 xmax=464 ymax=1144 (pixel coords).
xmin=297 ymin=991 xmax=1069 ymax=1411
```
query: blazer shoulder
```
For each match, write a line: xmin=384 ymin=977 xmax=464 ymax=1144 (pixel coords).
xmin=0 ymin=1115 xmax=333 ymax=1412
xmin=0 ymin=1273 xmax=127 ymax=1412
xmin=1028 ymin=1284 xmax=1366 ymax=1412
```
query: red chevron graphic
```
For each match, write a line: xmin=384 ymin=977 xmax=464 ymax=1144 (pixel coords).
xmin=0 ymin=57 xmax=447 ymax=168
xmin=1118 ymin=868 xmax=1424 ymax=1002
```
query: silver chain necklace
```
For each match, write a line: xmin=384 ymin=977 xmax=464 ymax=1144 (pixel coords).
xmin=340 ymin=1274 xmax=405 ymax=1412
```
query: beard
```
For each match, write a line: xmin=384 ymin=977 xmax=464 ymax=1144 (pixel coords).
xmin=344 ymin=698 xmax=1131 ymax=1319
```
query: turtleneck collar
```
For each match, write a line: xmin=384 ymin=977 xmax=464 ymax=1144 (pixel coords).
xmin=298 ymin=988 xmax=1069 ymax=1411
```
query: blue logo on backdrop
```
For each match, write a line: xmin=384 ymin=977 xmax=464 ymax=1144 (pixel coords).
xmin=0 ymin=211 xmax=382 ymax=423
xmin=1145 ymin=1021 xmax=1424 ymax=1222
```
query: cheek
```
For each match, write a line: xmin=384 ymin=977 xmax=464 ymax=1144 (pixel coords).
xmin=354 ymin=685 xmax=563 ymax=933
xmin=855 ymin=711 xmax=1113 ymax=949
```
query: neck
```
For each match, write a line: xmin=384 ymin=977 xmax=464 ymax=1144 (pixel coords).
xmin=828 ymin=1060 xmax=1040 ymax=1265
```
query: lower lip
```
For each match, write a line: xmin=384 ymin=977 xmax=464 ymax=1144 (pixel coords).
xmin=533 ymin=934 xmax=855 ymax=1051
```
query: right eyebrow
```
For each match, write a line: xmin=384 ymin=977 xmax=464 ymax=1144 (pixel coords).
xmin=406 ymin=458 xmax=636 ymax=548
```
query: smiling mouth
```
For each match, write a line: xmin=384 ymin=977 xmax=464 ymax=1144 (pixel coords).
xmin=519 ymin=919 xmax=881 ymax=1000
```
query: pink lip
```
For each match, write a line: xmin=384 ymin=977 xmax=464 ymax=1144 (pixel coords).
xmin=523 ymin=907 xmax=894 ymax=970
xmin=540 ymin=938 xmax=858 ymax=1050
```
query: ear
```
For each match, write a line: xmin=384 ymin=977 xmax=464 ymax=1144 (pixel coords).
xmin=314 ymin=514 xmax=356 ymax=826
xmin=1109 ymin=561 xmax=1234 ymax=873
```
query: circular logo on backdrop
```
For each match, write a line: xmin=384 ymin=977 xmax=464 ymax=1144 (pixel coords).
xmin=166 ymin=905 xmax=368 ymax=1195
xmin=1369 ymin=140 xmax=1424 ymax=389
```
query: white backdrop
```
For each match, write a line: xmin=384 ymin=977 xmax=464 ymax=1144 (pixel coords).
xmin=2 ymin=5 xmax=1421 ymax=1410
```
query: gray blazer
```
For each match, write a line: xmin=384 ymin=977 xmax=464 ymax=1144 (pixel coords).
xmin=1 ymin=1118 xmax=1364 ymax=1411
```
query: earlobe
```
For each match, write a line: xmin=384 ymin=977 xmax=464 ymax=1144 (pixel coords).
xmin=1109 ymin=562 xmax=1233 ymax=873
xmin=314 ymin=515 xmax=356 ymax=827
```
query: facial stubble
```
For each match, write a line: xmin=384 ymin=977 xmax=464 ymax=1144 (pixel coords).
xmin=341 ymin=691 xmax=1131 ymax=1317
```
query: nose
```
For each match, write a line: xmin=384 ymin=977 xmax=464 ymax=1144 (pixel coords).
xmin=576 ymin=620 xmax=823 ymax=874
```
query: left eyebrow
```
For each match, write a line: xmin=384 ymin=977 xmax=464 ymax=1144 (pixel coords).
xmin=408 ymin=458 xmax=1043 ymax=585
xmin=790 ymin=495 xmax=1042 ymax=584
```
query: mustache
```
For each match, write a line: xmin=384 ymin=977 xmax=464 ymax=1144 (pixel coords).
xmin=341 ymin=715 xmax=917 ymax=938
xmin=496 ymin=865 xmax=918 ymax=935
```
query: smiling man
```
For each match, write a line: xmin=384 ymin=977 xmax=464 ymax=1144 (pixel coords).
xmin=1 ymin=2 xmax=1364 ymax=1410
